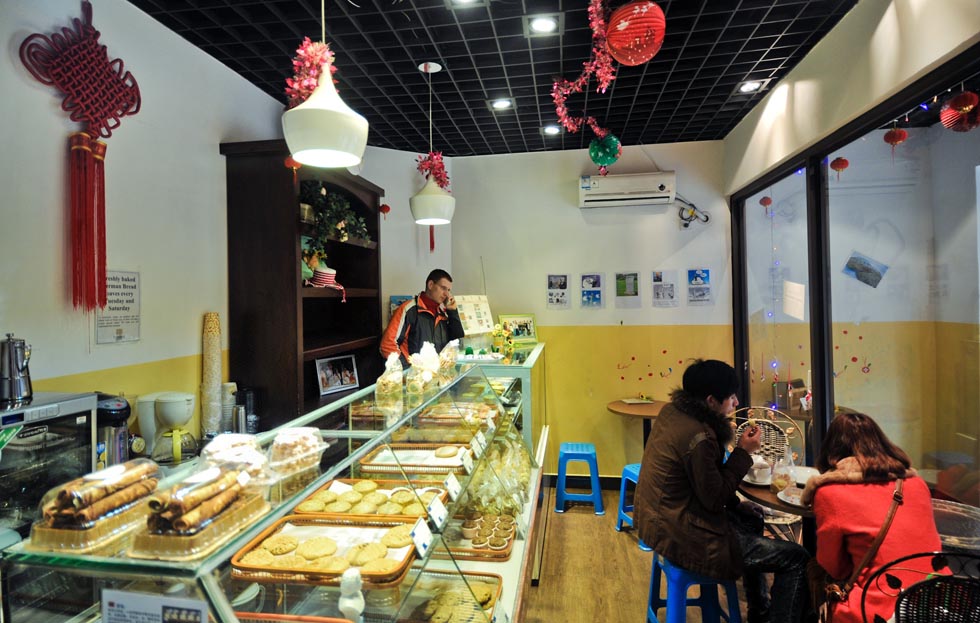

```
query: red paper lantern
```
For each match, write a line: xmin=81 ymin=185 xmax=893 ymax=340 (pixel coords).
xmin=940 ymin=101 xmax=980 ymax=132
xmin=759 ymin=196 xmax=773 ymax=208
xmin=948 ymin=91 xmax=978 ymax=114
xmin=883 ymin=127 xmax=908 ymax=160
xmin=830 ymin=157 xmax=849 ymax=181
xmin=284 ymin=156 xmax=301 ymax=170
xmin=606 ymin=1 xmax=666 ymax=66
xmin=379 ymin=203 xmax=391 ymax=220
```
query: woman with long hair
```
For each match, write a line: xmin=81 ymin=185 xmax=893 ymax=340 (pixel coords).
xmin=802 ymin=411 xmax=941 ymax=623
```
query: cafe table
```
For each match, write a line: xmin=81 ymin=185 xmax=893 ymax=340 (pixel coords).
xmin=607 ymin=399 xmax=668 ymax=444
xmin=739 ymin=481 xmax=816 ymax=552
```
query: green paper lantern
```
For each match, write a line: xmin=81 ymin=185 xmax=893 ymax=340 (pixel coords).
xmin=589 ymin=134 xmax=621 ymax=167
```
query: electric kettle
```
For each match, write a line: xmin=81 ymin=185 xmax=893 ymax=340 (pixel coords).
xmin=1 ymin=333 xmax=32 ymax=405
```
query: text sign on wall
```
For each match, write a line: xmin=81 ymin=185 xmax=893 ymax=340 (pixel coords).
xmin=96 ymin=270 xmax=140 ymax=344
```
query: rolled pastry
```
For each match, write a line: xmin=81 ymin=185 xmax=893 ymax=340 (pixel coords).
xmin=55 ymin=461 xmax=158 ymax=510
xmin=49 ymin=478 xmax=159 ymax=526
xmin=150 ymin=470 xmax=240 ymax=516
xmin=172 ymin=483 xmax=241 ymax=532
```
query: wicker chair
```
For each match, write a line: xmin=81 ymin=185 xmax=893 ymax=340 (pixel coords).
xmin=861 ymin=551 xmax=980 ymax=623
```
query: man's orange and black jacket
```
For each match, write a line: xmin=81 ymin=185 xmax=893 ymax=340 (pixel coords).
xmin=380 ymin=293 xmax=464 ymax=366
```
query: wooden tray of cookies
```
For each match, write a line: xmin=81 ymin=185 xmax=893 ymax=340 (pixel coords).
xmin=358 ymin=444 xmax=470 ymax=476
xmin=435 ymin=513 xmax=518 ymax=562
xmin=293 ymin=479 xmax=448 ymax=523
xmin=231 ymin=515 xmax=418 ymax=587
xmin=397 ymin=569 xmax=503 ymax=623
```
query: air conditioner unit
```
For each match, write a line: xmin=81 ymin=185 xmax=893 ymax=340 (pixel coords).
xmin=578 ymin=171 xmax=676 ymax=208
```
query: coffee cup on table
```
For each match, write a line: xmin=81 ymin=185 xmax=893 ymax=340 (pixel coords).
xmin=748 ymin=454 xmax=770 ymax=483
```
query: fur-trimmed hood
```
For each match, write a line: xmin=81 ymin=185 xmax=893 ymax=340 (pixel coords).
xmin=669 ymin=388 xmax=734 ymax=445
xmin=800 ymin=456 xmax=917 ymax=506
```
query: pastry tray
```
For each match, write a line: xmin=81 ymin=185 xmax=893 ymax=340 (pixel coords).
xmin=26 ymin=499 xmax=149 ymax=556
xmin=437 ymin=523 xmax=515 ymax=562
xmin=127 ymin=492 xmax=269 ymax=561
xmin=231 ymin=515 xmax=417 ymax=587
xmin=358 ymin=444 xmax=470 ymax=476
xmin=397 ymin=569 xmax=503 ymax=623
xmin=292 ymin=479 xmax=448 ymax=522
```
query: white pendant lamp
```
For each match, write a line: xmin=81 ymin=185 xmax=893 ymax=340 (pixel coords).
xmin=281 ymin=0 xmax=368 ymax=168
xmin=410 ymin=62 xmax=455 ymax=225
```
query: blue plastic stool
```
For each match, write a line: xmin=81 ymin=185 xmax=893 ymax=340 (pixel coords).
xmin=615 ymin=463 xmax=653 ymax=550
xmin=648 ymin=554 xmax=742 ymax=623
xmin=555 ymin=442 xmax=604 ymax=514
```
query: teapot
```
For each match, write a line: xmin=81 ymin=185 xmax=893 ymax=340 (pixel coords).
xmin=1 ymin=333 xmax=32 ymax=405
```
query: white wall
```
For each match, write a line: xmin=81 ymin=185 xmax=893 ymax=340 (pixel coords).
xmin=450 ymin=142 xmax=732 ymax=326
xmin=724 ymin=0 xmax=980 ymax=194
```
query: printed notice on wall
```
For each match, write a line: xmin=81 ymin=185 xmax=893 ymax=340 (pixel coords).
xmin=102 ymin=588 xmax=207 ymax=623
xmin=96 ymin=271 xmax=141 ymax=344
xmin=454 ymin=295 xmax=494 ymax=335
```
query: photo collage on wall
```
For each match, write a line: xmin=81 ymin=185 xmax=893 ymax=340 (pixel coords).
xmin=545 ymin=269 xmax=714 ymax=310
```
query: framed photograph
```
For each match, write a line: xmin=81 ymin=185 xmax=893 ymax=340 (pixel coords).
xmin=499 ymin=314 xmax=537 ymax=344
xmin=315 ymin=355 xmax=359 ymax=395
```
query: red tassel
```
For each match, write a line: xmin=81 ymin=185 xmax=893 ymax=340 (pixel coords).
xmin=429 ymin=225 xmax=435 ymax=253
xmin=92 ymin=139 xmax=107 ymax=308
xmin=69 ymin=132 xmax=92 ymax=309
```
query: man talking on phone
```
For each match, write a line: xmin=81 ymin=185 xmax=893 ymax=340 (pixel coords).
xmin=381 ymin=269 xmax=465 ymax=367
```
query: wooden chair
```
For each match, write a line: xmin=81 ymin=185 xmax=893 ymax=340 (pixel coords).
xmin=860 ymin=551 xmax=980 ymax=623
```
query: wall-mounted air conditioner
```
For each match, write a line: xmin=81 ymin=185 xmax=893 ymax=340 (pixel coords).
xmin=578 ymin=171 xmax=676 ymax=208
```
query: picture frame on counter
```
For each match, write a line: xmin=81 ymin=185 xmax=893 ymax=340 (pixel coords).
xmin=499 ymin=314 xmax=537 ymax=344
xmin=316 ymin=354 xmax=359 ymax=395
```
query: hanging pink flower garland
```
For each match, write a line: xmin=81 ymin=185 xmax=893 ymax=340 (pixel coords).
xmin=416 ymin=151 xmax=450 ymax=190
xmin=551 ymin=0 xmax=617 ymax=138
xmin=285 ymin=37 xmax=338 ymax=109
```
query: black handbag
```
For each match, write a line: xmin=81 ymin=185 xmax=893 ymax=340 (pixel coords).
xmin=808 ymin=479 xmax=905 ymax=623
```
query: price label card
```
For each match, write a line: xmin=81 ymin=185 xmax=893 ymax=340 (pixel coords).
xmin=462 ymin=451 xmax=474 ymax=474
xmin=411 ymin=516 xmax=432 ymax=557
xmin=427 ymin=496 xmax=448 ymax=529
xmin=443 ymin=473 xmax=461 ymax=501
xmin=475 ymin=430 xmax=487 ymax=448
xmin=470 ymin=438 xmax=484 ymax=459
xmin=486 ymin=416 xmax=496 ymax=436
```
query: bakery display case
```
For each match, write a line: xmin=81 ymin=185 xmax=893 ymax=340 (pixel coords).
xmin=0 ymin=366 xmax=550 ymax=623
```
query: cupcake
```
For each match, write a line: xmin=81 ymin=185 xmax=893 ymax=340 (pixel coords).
xmin=461 ymin=520 xmax=479 ymax=540
xmin=464 ymin=511 xmax=483 ymax=522
xmin=493 ymin=526 xmax=514 ymax=540
xmin=477 ymin=526 xmax=495 ymax=539
xmin=497 ymin=514 xmax=516 ymax=527
xmin=482 ymin=513 xmax=500 ymax=525
xmin=488 ymin=537 xmax=508 ymax=551
xmin=470 ymin=536 xmax=489 ymax=549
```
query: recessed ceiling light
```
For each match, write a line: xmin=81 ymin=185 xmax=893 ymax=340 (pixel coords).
xmin=487 ymin=98 xmax=514 ymax=112
xmin=444 ymin=0 xmax=487 ymax=8
xmin=523 ymin=13 xmax=564 ymax=38
xmin=542 ymin=125 xmax=561 ymax=136
xmin=735 ymin=79 xmax=771 ymax=95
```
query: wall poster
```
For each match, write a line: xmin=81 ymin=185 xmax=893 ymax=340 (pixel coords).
xmin=454 ymin=294 xmax=494 ymax=335
xmin=652 ymin=270 xmax=678 ymax=307
xmin=580 ymin=273 xmax=604 ymax=308
xmin=615 ymin=271 xmax=641 ymax=309
xmin=687 ymin=268 xmax=713 ymax=305
xmin=95 ymin=270 xmax=140 ymax=344
xmin=547 ymin=274 xmax=570 ymax=309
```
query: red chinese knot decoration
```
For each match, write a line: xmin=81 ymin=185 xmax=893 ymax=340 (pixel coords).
xmin=606 ymin=1 xmax=666 ymax=66
xmin=20 ymin=1 xmax=141 ymax=311
xmin=830 ymin=157 xmax=849 ymax=181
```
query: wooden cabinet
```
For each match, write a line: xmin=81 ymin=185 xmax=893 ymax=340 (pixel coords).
xmin=220 ymin=139 xmax=384 ymax=431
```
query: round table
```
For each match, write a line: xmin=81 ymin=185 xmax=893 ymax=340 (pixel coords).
xmin=607 ymin=399 xmax=668 ymax=443
xmin=739 ymin=481 xmax=816 ymax=552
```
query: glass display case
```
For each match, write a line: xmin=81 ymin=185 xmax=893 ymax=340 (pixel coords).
xmin=0 ymin=366 xmax=550 ymax=623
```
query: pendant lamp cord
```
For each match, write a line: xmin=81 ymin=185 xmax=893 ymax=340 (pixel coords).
xmin=428 ymin=69 xmax=433 ymax=152
xmin=321 ymin=0 xmax=326 ymax=43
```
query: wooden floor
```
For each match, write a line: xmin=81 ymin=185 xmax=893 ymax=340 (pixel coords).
xmin=523 ymin=487 xmax=748 ymax=623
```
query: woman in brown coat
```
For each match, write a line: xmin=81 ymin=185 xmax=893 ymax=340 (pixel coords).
xmin=634 ymin=359 xmax=811 ymax=623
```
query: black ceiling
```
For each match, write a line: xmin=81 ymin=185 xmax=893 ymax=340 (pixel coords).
xmin=126 ymin=0 xmax=857 ymax=157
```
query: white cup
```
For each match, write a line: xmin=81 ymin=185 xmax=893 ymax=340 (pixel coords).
xmin=748 ymin=455 xmax=771 ymax=482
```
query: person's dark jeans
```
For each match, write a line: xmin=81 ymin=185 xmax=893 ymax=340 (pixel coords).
xmin=730 ymin=512 xmax=811 ymax=623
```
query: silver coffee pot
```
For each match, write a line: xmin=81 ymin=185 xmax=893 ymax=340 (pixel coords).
xmin=1 ymin=333 xmax=32 ymax=404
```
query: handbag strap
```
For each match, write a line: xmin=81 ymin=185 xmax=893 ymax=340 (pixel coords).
xmin=841 ymin=478 xmax=905 ymax=593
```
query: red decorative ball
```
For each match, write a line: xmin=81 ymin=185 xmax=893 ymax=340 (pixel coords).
xmin=830 ymin=157 xmax=849 ymax=172
xmin=606 ymin=1 xmax=666 ymax=66
xmin=948 ymin=91 xmax=979 ymax=114
xmin=759 ymin=196 xmax=773 ymax=208
xmin=883 ymin=128 xmax=908 ymax=147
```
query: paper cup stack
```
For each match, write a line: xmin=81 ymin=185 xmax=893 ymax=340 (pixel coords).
xmin=221 ymin=382 xmax=238 ymax=433
xmin=202 ymin=312 xmax=222 ymax=437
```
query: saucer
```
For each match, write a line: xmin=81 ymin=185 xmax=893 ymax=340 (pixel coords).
xmin=743 ymin=473 xmax=771 ymax=486
xmin=777 ymin=488 xmax=805 ymax=507
xmin=789 ymin=466 xmax=819 ymax=485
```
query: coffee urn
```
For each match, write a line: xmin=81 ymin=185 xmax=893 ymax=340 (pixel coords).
xmin=96 ymin=393 xmax=131 ymax=469
xmin=1 ymin=333 xmax=32 ymax=405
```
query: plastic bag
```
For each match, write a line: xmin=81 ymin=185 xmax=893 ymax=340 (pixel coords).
xmin=375 ymin=353 xmax=404 ymax=402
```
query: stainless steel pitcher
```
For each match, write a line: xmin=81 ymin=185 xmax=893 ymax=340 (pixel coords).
xmin=1 ymin=333 xmax=32 ymax=404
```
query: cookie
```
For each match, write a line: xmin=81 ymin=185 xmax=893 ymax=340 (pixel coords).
xmin=344 ymin=541 xmax=388 ymax=566
xmin=310 ymin=490 xmax=338 ymax=504
xmin=261 ymin=534 xmax=298 ymax=555
xmin=469 ymin=582 xmax=495 ymax=606
xmin=402 ymin=502 xmax=426 ymax=517
xmin=361 ymin=557 xmax=399 ymax=574
xmin=240 ymin=549 xmax=275 ymax=566
xmin=297 ymin=536 xmax=338 ymax=560
xmin=270 ymin=554 xmax=306 ymax=568
xmin=307 ymin=555 xmax=350 ymax=573
xmin=350 ymin=501 xmax=379 ymax=515
xmin=419 ymin=490 xmax=439 ymax=504
xmin=390 ymin=490 xmax=416 ymax=505
xmin=352 ymin=480 xmax=379 ymax=493
xmin=338 ymin=490 xmax=364 ymax=505
xmin=363 ymin=491 xmax=389 ymax=506
xmin=323 ymin=500 xmax=353 ymax=513
xmin=377 ymin=501 xmax=404 ymax=515
xmin=380 ymin=524 xmax=414 ymax=548
xmin=296 ymin=499 xmax=325 ymax=513
xmin=434 ymin=445 xmax=459 ymax=459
